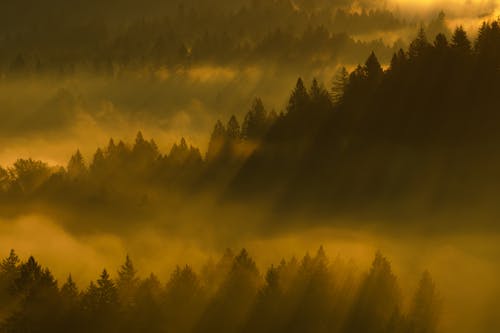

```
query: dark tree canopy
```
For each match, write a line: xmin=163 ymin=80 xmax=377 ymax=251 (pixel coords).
xmin=0 ymin=249 xmax=440 ymax=333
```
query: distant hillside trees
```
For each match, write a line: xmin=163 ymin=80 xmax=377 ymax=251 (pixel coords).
xmin=0 ymin=20 xmax=498 ymax=222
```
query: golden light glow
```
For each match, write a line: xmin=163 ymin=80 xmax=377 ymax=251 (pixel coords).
xmin=389 ymin=0 xmax=499 ymax=15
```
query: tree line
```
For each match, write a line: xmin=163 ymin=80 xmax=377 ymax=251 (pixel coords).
xmin=2 ymin=1 xmax=438 ymax=77
xmin=229 ymin=19 xmax=500 ymax=219
xmin=0 ymin=20 xmax=499 ymax=223
xmin=0 ymin=248 xmax=440 ymax=333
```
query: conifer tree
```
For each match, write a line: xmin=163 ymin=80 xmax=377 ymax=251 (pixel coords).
xmin=226 ymin=115 xmax=241 ymax=140
xmin=365 ymin=51 xmax=383 ymax=82
xmin=409 ymin=27 xmax=431 ymax=60
xmin=408 ymin=271 xmax=441 ymax=333
xmin=117 ymin=255 xmax=139 ymax=308
xmin=61 ymin=274 xmax=79 ymax=301
xmin=287 ymin=78 xmax=310 ymax=115
xmin=331 ymin=66 xmax=349 ymax=104
xmin=67 ymin=149 xmax=87 ymax=179
xmin=206 ymin=120 xmax=227 ymax=161
xmin=96 ymin=269 xmax=118 ymax=308
xmin=242 ymin=98 xmax=268 ymax=141
xmin=451 ymin=26 xmax=471 ymax=54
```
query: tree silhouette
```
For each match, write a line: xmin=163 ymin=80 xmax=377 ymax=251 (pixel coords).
xmin=242 ymin=98 xmax=269 ymax=141
xmin=67 ymin=150 xmax=87 ymax=180
xmin=195 ymin=249 xmax=261 ymax=333
xmin=451 ymin=26 xmax=471 ymax=54
xmin=365 ymin=51 xmax=383 ymax=83
xmin=3 ymin=256 xmax=60 ymax=333
xmin=287 ymin=78 xmax=310 ymax=115
xmin=0 ymin=250 xmax=442 ymax=333
xmin=132 ymin=131 xmax=160 ymax=170
xmin=206 ymin=120 xmax=227 ymax=161
xmin=61 ymin=274 xmax=78 ymax=302
xmin=8 ymin=159 xmax=51 ymax=194
xmin=96 ymin=269 xmax=117 ymax=308
xmin=227 ymin=116 xmax=242 ymax=140
xmin=164 ymin=265 xmax=205 ymax=333
xmin=345 ymin=252 xmax=401 ymax=333
xmin=408 ymin=272 xmax=441 ymax=333
xmin=408 ymin=27 xmax=431 ymax=60
xmin=117 ymin=255 xmax=139 ymax=309
xmin=433 ymin=33 xmax=448 ymax=51
xmin=0 ymin=250 xmax=20 ymax=299
xmin=309 ymin=78 xmax=332 ymax=113
xmin=331 ymin=66 xmax=349 ymax=105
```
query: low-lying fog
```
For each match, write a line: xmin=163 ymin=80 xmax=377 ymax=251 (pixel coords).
xmin=0 ymin=214 xmax=498 ymax=333
xmin=0 ymin=65 xmax=339 ymax=166
xmin=1 ymin=2 xmax=499 ymax=331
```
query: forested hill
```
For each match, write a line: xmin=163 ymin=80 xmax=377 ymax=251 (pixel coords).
xmin=228 ymin=22 xmax=500 ymax=220
xmin=0 ymin=21 xmax=499 ymax=226
xmin=0 ymin=0 xmax=425 ymax=75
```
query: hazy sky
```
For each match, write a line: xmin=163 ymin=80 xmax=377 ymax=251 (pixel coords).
xmin=389 ymin=0 xmax=498 ymax=13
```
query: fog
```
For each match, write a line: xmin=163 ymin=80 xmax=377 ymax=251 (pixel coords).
xmin=1 ymin=0 xmax=499 ymax=332
xmin=390 ymin=0 xmax=498 ymax=15
xmin=0 ymin=0 xmax=497 ymax=165
xmin=0 ymin=213 xmax=499 ymax=333
xmin=0 ymin=58 xmax=375 ymax=169
xmin=0 ymin=66 xmax=338 ymax=166
xmin=1 ymin=1 xmax=498 ymax=166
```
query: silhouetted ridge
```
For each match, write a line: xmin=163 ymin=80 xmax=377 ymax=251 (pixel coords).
xmin=227 ymin=21 xmax=500 ymax=220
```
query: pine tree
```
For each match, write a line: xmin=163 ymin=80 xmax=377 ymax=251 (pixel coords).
xmin=164 ymin=264 xmax=204 ymax=333
xmin=409 ymin=27 xmax=431 ymax=60
xmin=91 ymin=148 xmax=105 ymax=174
xmin=309 ymin=78 xmax=332 ymax=113
xmin=408 ymin=271 xmax=441 ymax=333
xmin=389 ymin=49 xmax=407 ymax=73
xmin=206 ymin=120 xmax=227 ymax=161
xmin=433 ymin=33 xmax=449 ymax=51
xmin=287 ymin=78 xmax=310 ymax=114
xmin=346 ymin=252 xmax=401 ymax=333
xmin=242 ymin=98 xmax=268 ymax=141
xmin=106 ymin=138 xmax=117 ymax=156
xmin=67 ymin=149 xmax=87 ymax=179
xmin=132 ymin=131 xmax=159 ymax=166
xmin=226 ymin=115 xmax=241 ymax=140
xmin=331 ymin=66 xmax=349 ymax=104
xmin=117 ymin=255 xmax=139 ymax=308
xmin=451 ymin=26 xmax=471 ymax=54
xmin=0 ymin=249 xmax=20 ymax=294
xmin=365 ymin=51 xmax=383 ymax=82
xmin=61 ymin=274 xmax=79 ymax=301
xmin=96 ymin=269 xmax=118 ymax=308
xmin=475 ymin=22 xmax=489 ymax=54
xmin=0 ymin=249 xmax=20 ymax=274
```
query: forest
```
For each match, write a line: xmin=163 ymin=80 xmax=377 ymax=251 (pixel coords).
xmin=0 ymin=248 xmax=440 ymax=333
xmin=1 ymin=1 xmax=499 ymax=332
xmin=0 ymin=20 xmax=498 ymax=229
xmin=0 ymin=0 xmax=428 ymax=76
